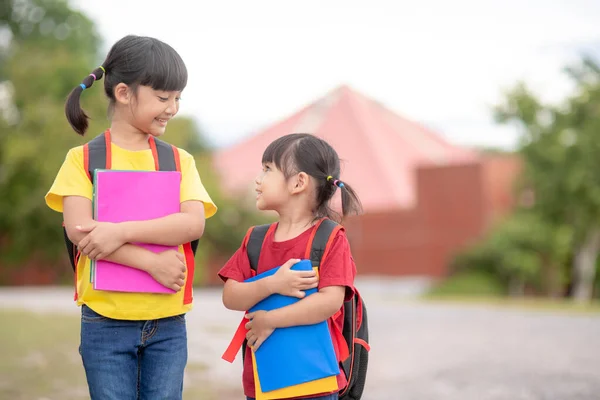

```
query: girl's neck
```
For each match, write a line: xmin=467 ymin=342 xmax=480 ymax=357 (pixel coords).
xmin=275 ymin=211 xmax=316 ymax=241
xmin=109 ymin=119 xmax=150 ymax=151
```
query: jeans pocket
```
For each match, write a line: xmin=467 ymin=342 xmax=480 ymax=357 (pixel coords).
xmin=81 ymin=305 xmax=110 ymax=323
xmin=172 ymin=314 xmax=186 ymax=324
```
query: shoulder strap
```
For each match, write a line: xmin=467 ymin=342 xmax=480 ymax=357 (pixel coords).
xmin=86 ymin=132 xmax=109 ymax=183
xmin=305 ymin=219 xmax=341 ymax=268
xmin=246 ymin=224 xmax=273 ymax=272
xmin=150 ymin=137 xmax=178 ymax=171
xmin=84 ymin=132 xmax=181 ymax=182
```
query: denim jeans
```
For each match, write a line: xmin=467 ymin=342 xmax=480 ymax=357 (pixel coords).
xmin=79 ymin=305 xmax=188 ymax=400
xmin=246 ymin=394 xmax=338 ymax=400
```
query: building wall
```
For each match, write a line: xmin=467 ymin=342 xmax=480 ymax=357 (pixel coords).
xmin=344 ymin=155 xmax=522 ymax=278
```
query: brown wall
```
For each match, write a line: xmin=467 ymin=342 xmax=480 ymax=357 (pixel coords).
xmin=344 ymin=155 xmax=522 ymax=278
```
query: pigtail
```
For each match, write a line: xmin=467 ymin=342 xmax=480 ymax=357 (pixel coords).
xmin=316 ymin=175 xmax=363 ymax=222
xmin=65 ymin=66 xmax=106 ymax=135
xmin=326 ymin=176 xmax=363 ymax=219
xmin=339 ymin=181 xmax=363 ymax=217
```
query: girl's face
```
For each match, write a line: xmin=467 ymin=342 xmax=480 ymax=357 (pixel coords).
xmin=255 ymin=162 xmax=292 ymax=211
xmin=119 ymin=85 xmax=182 ymax=137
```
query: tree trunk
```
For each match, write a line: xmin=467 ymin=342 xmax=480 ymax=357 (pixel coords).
xmin=539 ymin=252 xmax=564 ymax=298
xmin=572 ymin=228 xmax=600 ymax=302
xmin=508 ymin=277 xmax=525 ymax=297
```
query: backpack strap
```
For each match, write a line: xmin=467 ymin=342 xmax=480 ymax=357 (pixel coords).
xmin=149 ymin=137 xmax=197 ymax=304
xmin=85 ymin=131 xmax=110 ymax=182
xmin=305 ymin=218 xmax=351 ymax=364
xmin=84 ymin=131 xmax=180 ymax=178
xmin=246 ymin=224 xmax=275 ymax=272
xmin=150 ymin=136 xmax=178 ymax=171
xmin=304 ymin=218 xmax=342 ymax=268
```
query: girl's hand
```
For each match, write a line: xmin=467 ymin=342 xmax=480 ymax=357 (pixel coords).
xmin=268 ymin=258 xmax=319 ymax=298
xmin=77 ymin=222 xmax=126 ymax=260
xmin=245 ymin=311 xmax=275 ymax=350
xmin=148 ymin=250 xmax=187 ymax=291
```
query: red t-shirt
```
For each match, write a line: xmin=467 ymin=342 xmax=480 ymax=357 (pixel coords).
xmin=218 ymin=223 xmax=356 ymax=399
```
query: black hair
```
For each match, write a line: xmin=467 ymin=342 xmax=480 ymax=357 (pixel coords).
xmin=65 ymin=35 xmax=188 ymax=135
xmin=262 ymin=133 xmax=363 ymax=221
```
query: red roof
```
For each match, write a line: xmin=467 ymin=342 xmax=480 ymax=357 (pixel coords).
xmin=213 ymin=85 xmax=479 ymax=211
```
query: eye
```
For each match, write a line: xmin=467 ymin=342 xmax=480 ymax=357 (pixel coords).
xmin=158 ymin=96 xmax=168 ymax=102
xmin=175 ymin=97 xmax=181 ymax=102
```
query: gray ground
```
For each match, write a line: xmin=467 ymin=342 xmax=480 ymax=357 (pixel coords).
xmin=1 ymin=277 xmax=599 ymax=400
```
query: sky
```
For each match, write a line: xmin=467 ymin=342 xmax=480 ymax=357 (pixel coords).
xmin=72 ymin=0 xmax=600 ymax=150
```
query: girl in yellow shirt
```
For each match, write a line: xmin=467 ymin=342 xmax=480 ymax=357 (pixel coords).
xmin=45 ymin=35 xmax=216 ymax=400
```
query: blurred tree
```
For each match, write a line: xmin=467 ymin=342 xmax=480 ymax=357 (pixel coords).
xmin=0 ymin=0 xmax=267 ymax=283
xmin=453 ymin=212 xmax=572 ymax=297
xmin=494 ymin=56 xmax=600 ymax=301
xmin=0 ymin=0 xmax=103 ymax=275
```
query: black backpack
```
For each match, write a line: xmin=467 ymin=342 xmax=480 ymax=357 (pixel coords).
xmin=62 ymin=130 xmax=199 ymax=303
xmin=245 ymin=218 xmax=370 ymax=400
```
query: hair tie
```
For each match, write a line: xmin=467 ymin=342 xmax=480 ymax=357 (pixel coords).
xmin=328 ymin=176 xmax=345 ymax=188
xmin=99 ymin=66 xmax=106 ymax=73
xmin=79 ymin=83 xmax=86 ymax=90
xmin=332 ymin=179 xmax=345 ymax=188
xmin=89 ymin=73 xmax=97 ymax=80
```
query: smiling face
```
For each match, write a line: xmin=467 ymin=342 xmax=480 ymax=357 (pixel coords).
xmin=113 ymin=83 xmax=181 ymax=137
xmin=120 ymin=85 xmax=181 ymax=137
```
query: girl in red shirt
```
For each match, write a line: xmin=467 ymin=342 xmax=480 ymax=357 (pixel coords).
xmin=219 ymin=133 xmax=362 ymax=400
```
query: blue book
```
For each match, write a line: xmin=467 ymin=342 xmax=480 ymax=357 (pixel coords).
xmin=245 ymin=260 xmax=340 ymax=392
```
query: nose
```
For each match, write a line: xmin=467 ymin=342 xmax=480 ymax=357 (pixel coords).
xmin=255 ymin=172 xmax=264 ymax=185
xmin=165 ymin=98 xmax=178 ymax=116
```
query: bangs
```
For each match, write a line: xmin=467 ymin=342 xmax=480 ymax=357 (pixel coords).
xmin=261 ymin=135 xmax=301 ymax=178
xmin=140 ymin=41 xmax=188 ymax=92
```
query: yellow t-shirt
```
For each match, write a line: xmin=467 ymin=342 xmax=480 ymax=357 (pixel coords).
xmin=45 ymin=142 xmax=217 ymax=320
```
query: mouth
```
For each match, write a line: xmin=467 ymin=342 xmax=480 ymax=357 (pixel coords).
xmin=256 ymin=189 xmax=262 ymax=199
xmin=155 ymin=118 xmax=170 ymax=126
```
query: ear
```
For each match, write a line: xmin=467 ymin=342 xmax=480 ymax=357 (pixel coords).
xmin=290 ymin=172 xmax=310 ymax=194
xmin=114 ymin=83 xmax=132 ymax=105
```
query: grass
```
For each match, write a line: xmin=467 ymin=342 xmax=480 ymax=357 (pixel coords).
xmin=422 ymin=270 xmax=600 ymax=315
xmin=0 ymin=310 xmax=86 ymax=400
xmin=0 ymin=309 xmax=226 ymax=400
xmin=420 ymin=294 xmax=600 ymax=314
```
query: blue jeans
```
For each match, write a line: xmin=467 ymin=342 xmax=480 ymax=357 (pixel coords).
xmin=79 ymin=305 xmax=188 ymax=400
xmin=247 ymin=394 xmax=338 ymax=400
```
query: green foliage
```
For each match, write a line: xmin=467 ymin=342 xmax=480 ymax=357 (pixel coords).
xmin=427 ymin=270 xmax=506 ymax=298
xmin=494 ymin=56 xmax=600 ymax=242
xmin=451 ymin=212 xmax=572 ymax=296
xmin=452 ymin=56 xmax=600 ymax=299
xmin=1 ymin=0 xmax=102 ymax=268
xmin=0 ymin=0 xmax=267 ymax=282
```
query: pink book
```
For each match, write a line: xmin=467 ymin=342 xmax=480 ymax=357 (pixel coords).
xmin=92 ymin=169 xmax=181 ymax=294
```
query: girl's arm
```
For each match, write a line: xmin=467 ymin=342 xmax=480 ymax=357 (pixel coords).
xmin=244 ymin=286 xmax=345 ymax=350
xmin=77 ymin=200 xmax=205 ymax=249
xmin=222 ymin=258 xmax=319 ymax=311
xmin=119 ymin=200 xmax=205 ymax=245
xmin=64 ymin=196 xmax=186 ymax=291
xmin=263 ymin=285 xmax=345 ymax=327
xmin=222 ymin=278 xmax=274 ymax=311
xmin=76 ymin=200 xmax=205 ymax=259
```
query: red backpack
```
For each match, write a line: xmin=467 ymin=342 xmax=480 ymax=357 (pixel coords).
xmin=243 ymin=218 xmax=370 ymax=399
xmin=62 ymin=129 xmax=198 ymax=303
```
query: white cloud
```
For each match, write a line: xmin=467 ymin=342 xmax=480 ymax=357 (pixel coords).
xmin=72 ymin=0 xmax=600 ymax=149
